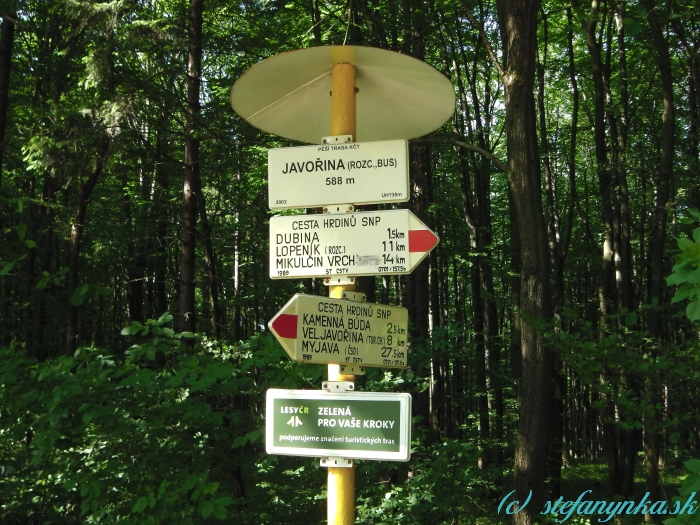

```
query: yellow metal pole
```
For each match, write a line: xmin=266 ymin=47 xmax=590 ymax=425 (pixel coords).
xmin=327 ymin=359 xmax=356 ymax=525
xmin=330 ymin=63 xmax=357 ymax=139
xmin=327 ymin=61 xmax=357 ymax=525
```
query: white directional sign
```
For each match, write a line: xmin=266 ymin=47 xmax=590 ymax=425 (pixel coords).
xmin=269 ymin=209 xmax=438 ymax=279
xmin=266 ymin=389 xmax=412 ymax=461
xmin=268 ymin=140 xmax=409 ymax=209
xmin=268 ymin=294 xmax=408 ymax=368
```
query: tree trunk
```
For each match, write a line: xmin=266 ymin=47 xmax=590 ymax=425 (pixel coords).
xmin=66 ymin=134 xmax=111 ymax=352
xmin=644 ymin=3 xmax=675 ymax=516
xmin=495 ymin=3 xmax=554 ymax=523
xmin=32 ymin=168 xmax=57 ymax=361
xmin=154 ymin=115 xmax=170 ymax=319
xmin=574 ymin=0 xmax=623 ymax=494
xmin=536 ymin=13 xmax=564 ymax=497
xmin=179 ymin=0 xmax=203 ymax=335
xmin=193 ymin=173 xmax=222 ymax=338
xmin=405 ymin=142 xmax=432 ymax=435
xmin=0 ymin=11 xmax=15 ymax=200
xmin=123 ymin=171 xmax=143 ymax=324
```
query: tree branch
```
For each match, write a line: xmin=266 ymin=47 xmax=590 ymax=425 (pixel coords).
xmin=459 ymin=1 xmax=505 ymax=79
xmin=411 ymin=137 xmax=508 ymax=174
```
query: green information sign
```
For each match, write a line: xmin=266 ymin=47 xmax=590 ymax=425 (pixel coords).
xmin=266 ymin=389 xmax=412 ymax=461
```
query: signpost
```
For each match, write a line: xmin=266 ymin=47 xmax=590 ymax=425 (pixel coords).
xmin=231 ymin=44 xmax=455 ymax=525
xmin=268 ymin=139 xmax=409 ymax=209
xmin=266 ymin=389 xmax=412 ymax=461
xmin=268 ymin=294 xmax=408 ymax=368
xmin=269 ymin=209 xmax=438 ymax=279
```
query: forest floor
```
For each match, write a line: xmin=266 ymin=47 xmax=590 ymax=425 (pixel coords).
xmin=542 ymin=460 xmax=689 ymax=525
xmin=246 ymin=454 xmax=691 ymax=524
xmin=560 ymin=458 xmax=686 ymax=499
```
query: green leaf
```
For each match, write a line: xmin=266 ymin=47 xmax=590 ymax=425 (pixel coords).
xmin=690 ymin=208 xmax=700 ymax=219
xmin=158 ymin=480 xmax=171 ymax=497
xmin=231 ymin=435 xmax=247 ymax=449
xmin=213 ymin=504 xmax=227 ymax=519
xmin=680 ymin=473 xmax=700 ymax=493
xmin=689 ymin=268 xmax=700 ymax=284
xmin=132 ymin=496 xmax=148 ymax=513
xmin=24 ymin=239 xmax=36 ymax=248
xmin=685 ymin=459 xmax=700 ymax=474
xmin=624 ymin=311 xmax=637 ymax=326
xmin=121 ymin=322 xmax=142 ymax=335
xmin=71 ymin=288 xmax=88 ymax=306
xmin=678 ymin=255 xmax=700 ymax=273
xmin=200 ymin=500 xmax=215 ymax=518
xmin=661 ymin=519 xmax=682 ymax=525
xmin=625 ymin=20 xmax=641 ymax=36
xmin=686 ymin=299 xmax=700 ymax=322
xmin=93 ymin=284 xmax=110 ymax=297
xmin=677 ymin=237 xmax=695 ymax=252
xmin=667 ymin=262 xmax=694 ymax=285
xmin=183 ymin=474 xmax=203 ymax=491
xmin=158 ymin=312 xmax=173 ymax=324
xmin=0 ymin=261 xmax=15 ymax=276
xmin=16 ymin=223 xmax=26 ymax=241
xmin=215 ymin=496 xmax=235 ymax=506
xmin=672 ymin=284 xmax=693 ymax=303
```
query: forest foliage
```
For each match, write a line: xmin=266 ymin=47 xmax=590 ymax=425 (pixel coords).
xmin=1 ymin=0 xmax=700 ymax=523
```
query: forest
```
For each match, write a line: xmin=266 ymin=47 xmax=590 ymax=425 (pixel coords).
xmin=1 ymin=0 xmax=700 ymax=523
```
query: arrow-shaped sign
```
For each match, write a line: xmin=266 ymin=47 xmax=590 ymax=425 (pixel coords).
xmin=269 ymin=294 xmax=408 ymax=368
xmin=269 ymin=209 xmax=438 ymax=279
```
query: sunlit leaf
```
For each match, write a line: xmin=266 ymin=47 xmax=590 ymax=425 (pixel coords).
xmin=686 ymin=299 xmax=700 ymax=321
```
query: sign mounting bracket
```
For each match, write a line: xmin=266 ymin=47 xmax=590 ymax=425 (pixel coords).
xmin=322 ymin=135 xmax=353 ymax=144
xmin=320 ymin=457 xmax=353 ymax=468
xmin=341 ymin=291 xmax=365 ymax=302
xmin=324 ymin=276 xmax=355 ymax=286
xmin=322 ymin=380 xmax=355 ymax=392
xmin=339 ymin=364 xmax=365 ymax=375
xmin=323 ymin=204 xmax=354 ymax=214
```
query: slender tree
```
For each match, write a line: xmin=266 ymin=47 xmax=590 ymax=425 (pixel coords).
xmin=495 ymin=2 xmax=554 ymax=523
xmin=180 ymin=0 xmax=203 ymax=335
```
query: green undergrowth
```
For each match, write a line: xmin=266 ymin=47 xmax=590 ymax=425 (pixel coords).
xmin=0 ymin=313 xmax=322 ymax=524
xmin=1 ymin=315 xmax=697 ymax=524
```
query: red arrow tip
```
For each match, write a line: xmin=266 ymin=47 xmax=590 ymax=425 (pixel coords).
xmin=271 ymin=314 xmax=298 ymax=339
xmin=408 ymin=229 xmax=438 ymax=253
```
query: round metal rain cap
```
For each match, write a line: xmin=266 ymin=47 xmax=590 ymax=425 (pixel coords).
xmin=230 ymin=46 xmax=455 ymax=144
